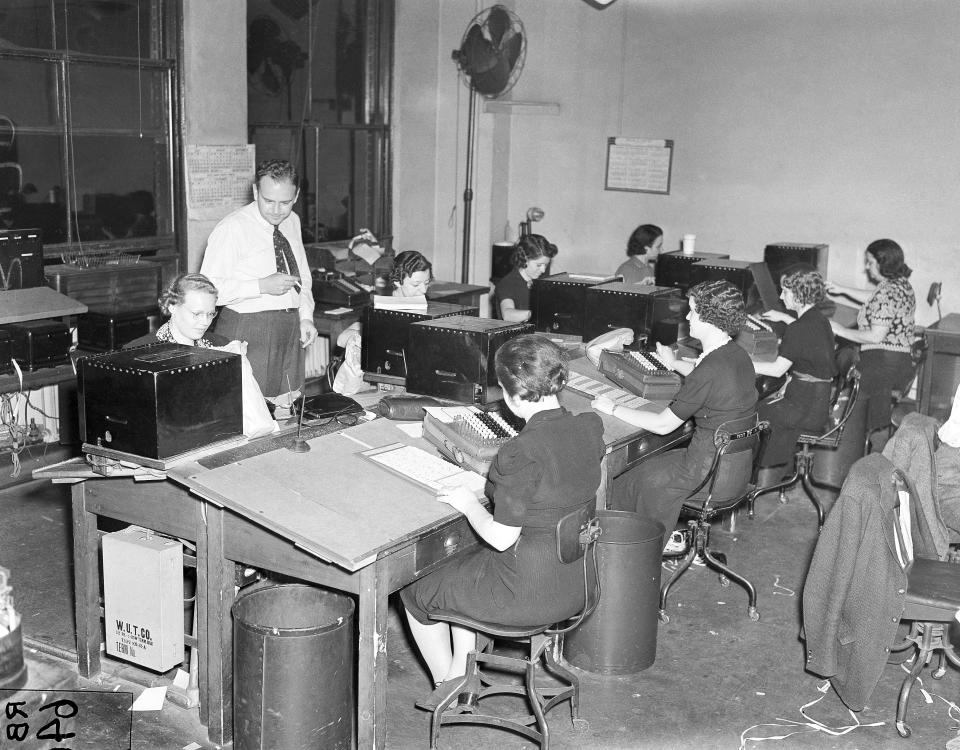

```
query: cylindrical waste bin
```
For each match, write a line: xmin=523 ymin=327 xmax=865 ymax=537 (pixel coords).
xmin=813 ymin=388 xmax=867 ymax=488
xmin=564 ymin=512 xmax=664 ymax=674
xmin=233 ymin=583 xmax=356 ymax=750
xmin=0 ymin=617 xmax=26 ymax=690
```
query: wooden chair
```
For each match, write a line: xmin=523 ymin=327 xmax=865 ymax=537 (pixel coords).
xmin=888 ymin=468 xmax=960 ymax=738
xmin=423 ymin=505 xmax=602 ymax=749
xmin=748 ymin=365 xmax=861 ymax=531
xmin=659 ymin=415 xmax=769 ymax=624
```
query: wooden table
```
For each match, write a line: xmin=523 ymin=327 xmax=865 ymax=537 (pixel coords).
xmin=39 ymin=377 xmax=688 ymax=748
xmin=426 ymin=280 xmax=488 ymax=309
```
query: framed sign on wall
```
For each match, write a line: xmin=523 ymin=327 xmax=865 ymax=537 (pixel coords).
xmin=604 ymin=137 xmax=673 ymax=195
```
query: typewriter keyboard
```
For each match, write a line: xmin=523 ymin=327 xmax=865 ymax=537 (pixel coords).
xmin=626 ymin=350 xmax=671 ymax=374
xmin=459 ymin=408 xmax=519 ymax=441
xmin=745 ymin=314 xmax=773 ymax=332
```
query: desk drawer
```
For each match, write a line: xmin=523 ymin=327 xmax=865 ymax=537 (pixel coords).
xmin=414 ymin=516 xmax=481 ymax=574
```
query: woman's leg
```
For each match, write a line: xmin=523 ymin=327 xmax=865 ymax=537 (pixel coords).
xmin=447 ymin=625 xmax=477 ymax=681
xmin=404 ymin=608 xmax=452 ymax=684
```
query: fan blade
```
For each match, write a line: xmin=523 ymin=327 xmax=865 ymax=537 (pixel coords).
xmin=501 ymin=29 xmax=523 ymax=69
xmin=460 ymin=23 xmax=497 ymax=74
xmin=471 ymin=55 xmax=511 ymax=97
xmin=486 ymin=5 xmax=511 ymax=47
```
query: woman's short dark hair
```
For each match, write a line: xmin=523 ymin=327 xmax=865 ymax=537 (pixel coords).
xmin=866 ymin=238 xmax=912 ymax=280
xmin=781 ymin=269 xmax=826 ymax=306
xmin=495 ymin=334 xmax=568 ymax=403
xmin=687 ymin=280 xmax=746 ymax=337
xmin=390 ymin=250 xmax=433 ymax=284
xmin=510 ymin=234 xmax=558 ymax=270
xmin=627 ymin=224 xmax=663 ymax=257
xmin=255 ymin=159 xmax=300 ymax=189
xmin=159 ymin=273 xmax=218 ymax=316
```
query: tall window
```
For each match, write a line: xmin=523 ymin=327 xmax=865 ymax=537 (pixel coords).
xmin=0 ymin=1 xmax=178 ymax=258
xmin=247 ymin=0 xmax=393 ymax=244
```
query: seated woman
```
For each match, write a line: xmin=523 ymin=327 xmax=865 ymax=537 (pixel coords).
xmin=753 ymin=269 xmax=837 ymax=475
xmin=332 ymin=250 xmax=433 ymax=394
xmin=494 ymin=234 xmax=557 ymax=322
xmin=126 ymin=273 xmax=229 ymax=349
xmin=400 ymin=334 xmax=604 ymax=705
xmin=593 ymin=280 xmax=758 ymax=543
xmin=825 ymin=238 xmax=916 ymax=443
xmin=615 ymin=223 xmax=662 ymax=285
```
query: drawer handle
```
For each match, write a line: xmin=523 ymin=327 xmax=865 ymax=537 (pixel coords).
xmin=444 ymin=532 xmax=462 ymax=552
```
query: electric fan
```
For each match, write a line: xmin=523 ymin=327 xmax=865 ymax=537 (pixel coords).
xmin=451 ymin=5 xmax=526 ymax=282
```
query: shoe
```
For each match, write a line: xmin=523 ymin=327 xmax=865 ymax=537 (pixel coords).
xmin=662 ymin=530 xmax=688 ymax=556
xmin=691 ymin=554 xmax=706 ymax=567
xmin=415 ymin=677 xmax=466 ymax=711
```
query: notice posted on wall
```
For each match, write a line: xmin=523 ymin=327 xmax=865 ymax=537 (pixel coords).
xmin=186 ymin=144 xmax=256 ymax=220
xmin=604 ymin=137 xmax=673 ymax=195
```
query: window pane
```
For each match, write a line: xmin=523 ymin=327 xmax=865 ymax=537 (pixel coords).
xmin=72 ymin=135 xmax=165 ymax=241
xmin=70 ymin=64 xmax=166 ymax=132
xmin=0 ymin=59 xmax=61 ymax=128
xmin=57 ymin=0 xmax=155 ymax=58
xmin=0 ymin=2 xmax=55 ymax=50
xmin=248 ymin=0 xmax=367 ymax=126
xmin=0 ymin=134 xmax=68 ymax=244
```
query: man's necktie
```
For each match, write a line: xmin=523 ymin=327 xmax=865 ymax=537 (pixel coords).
xmin=273 ymin=225 xmax=300 ymax=281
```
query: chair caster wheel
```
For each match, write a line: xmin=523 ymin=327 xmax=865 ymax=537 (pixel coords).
xmin=658 ymin=610 xmax=669 ymax=624
xmin=720 ymin=576 xmax=730 ymax=587
xmin=748 ymin=607 xmax=760 ymax=622
xmin=896 ymin=720 xmax=911 ymax=738
xmin=572 ymin=718 xmax=589 ymax=732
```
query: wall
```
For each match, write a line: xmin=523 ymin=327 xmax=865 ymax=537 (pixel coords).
xmin=393 ymin=0 xmax=960 ymax=326
xmin=181 ymin=1 xmax=247 ymax=271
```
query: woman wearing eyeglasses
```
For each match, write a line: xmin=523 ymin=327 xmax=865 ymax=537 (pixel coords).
xmin=126 ymin=273 xmax=230 ymax=349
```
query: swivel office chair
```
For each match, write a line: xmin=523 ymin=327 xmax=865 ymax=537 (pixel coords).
xmin=748 ymin=365 xmax=861 ymax=531
xmin=887 ymin=333 xmax=928 ymax=437
xmin=423 ymin=504 xmax=602 ymax=749
xmin=659 ymin=415 xmax=769 ymax=624
xmin=888 ymin=468 xmax=960 ymax=738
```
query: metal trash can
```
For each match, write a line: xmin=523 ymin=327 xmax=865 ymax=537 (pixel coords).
xmin=233 ymin=583 xmax=356 ymax=750
xmin=0 ymin=567 xmax=26 ymax=690
xmin=564 ymin=512 xmax=664 ymax=674
xmin=813 ymin=390 xmax=867 ymax=488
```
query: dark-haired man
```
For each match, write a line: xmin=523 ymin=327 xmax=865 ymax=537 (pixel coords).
xmin=201 ymin=159 xmax=317 ymax=404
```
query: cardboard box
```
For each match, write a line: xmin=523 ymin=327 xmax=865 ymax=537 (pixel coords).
xmin=102 ymin=527 xmax=184 ymax=672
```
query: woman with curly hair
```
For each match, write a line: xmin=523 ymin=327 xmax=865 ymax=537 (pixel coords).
xmin=593 ymin=280 xmax=758 ymax=542
xmin=494 ymin=233 xmax=558 ymax=322
xmin=754 ymin=269 xmax=837 ymax=471
xmin=615 ymin=223 xmax=662 ymax=285
xmin=826 ymin=239 xmax=916 ymax=438
xmin=401 ymin=334 xmax=604 ymax=706
xmin=332 ymin=250 xmax=433 ymax=394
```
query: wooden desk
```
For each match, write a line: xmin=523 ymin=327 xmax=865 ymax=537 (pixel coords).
xmin=918 ymin=313 xmax=960 ymax=421
xmin=313 ymin=304 xmax=363 ymax=346
xmin=42 ymin=392 xmax=686 ymax=748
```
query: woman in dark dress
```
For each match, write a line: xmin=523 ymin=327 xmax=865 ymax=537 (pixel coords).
xmin=754 ymin=269 xmax=837 ymax=470
xmin=593 ymin=280 xmax=758 ymax=543
xmin=493 ymin=233 xmax=557 ymax=322
xmin=125 ymin=273 xmax=231 ymax=349
xmin=401 ymin=334 xmax=604 ymax=701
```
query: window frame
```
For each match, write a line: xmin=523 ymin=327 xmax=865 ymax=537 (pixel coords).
xmin=0 ymin=3 xmax=181 ymax=261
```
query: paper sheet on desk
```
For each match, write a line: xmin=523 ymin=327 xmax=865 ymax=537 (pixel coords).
xmin=323 ymin=306 xmax=355 ymax=315
xmin=423 ymin=405 xmax=477 ymax=424
xmin=566 ymin=373 xmax=651 ymax=410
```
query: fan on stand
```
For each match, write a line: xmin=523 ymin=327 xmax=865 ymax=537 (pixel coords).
xmin=452 ymin=4 xmax=526 ymax=283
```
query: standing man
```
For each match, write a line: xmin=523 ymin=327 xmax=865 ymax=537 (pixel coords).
xmin=201 ymin=159 xmax=318 ymax=405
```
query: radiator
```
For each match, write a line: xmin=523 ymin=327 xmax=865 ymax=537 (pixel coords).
xmin=304 ymin=336 xmax=329 ymax=379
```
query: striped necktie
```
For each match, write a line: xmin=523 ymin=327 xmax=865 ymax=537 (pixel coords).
xmin=273 ymin=224 xmax=300 ymax=280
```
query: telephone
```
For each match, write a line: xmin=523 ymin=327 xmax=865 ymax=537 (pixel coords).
xmin=312 ymin=271 xmax=370 ymax=306
xmin=584 ymin=327 xmax=635 ymax=367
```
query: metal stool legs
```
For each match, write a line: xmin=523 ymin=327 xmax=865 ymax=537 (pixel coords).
xmin=749 ymin=446 xmax=830 ymax=530
xmin=659 ymin=519 xmax=759 ymax=624
xmin=892 ymin=621 xmax=960 ymax=738
xmin=428 ymin=632 xmax=584 ymax=749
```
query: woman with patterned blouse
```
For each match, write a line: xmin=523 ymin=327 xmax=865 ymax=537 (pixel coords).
xmin=826 ymin=238 xmax=916 ymax=436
